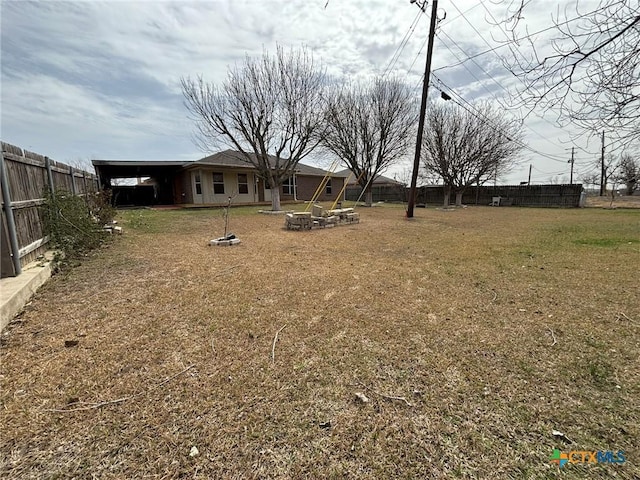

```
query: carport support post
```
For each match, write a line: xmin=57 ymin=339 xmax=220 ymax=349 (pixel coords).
xmin=0 ymin=150 xmax=22 ymax=275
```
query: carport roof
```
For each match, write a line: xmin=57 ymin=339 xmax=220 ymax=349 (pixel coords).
xmin=92 ymin=153 xmax=349 ymax=178
xmin=92 ymin=160 xmax=187 ymax=178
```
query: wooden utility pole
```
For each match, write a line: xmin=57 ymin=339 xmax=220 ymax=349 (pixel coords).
xmin=407 ymin=0 xmax=438 ymax=218
xmin=569 ymin=147 xmax=574 ymax=185
xmin=528 ymin=164 xmax=532 ymax=185
xmin=599 ymin=131 xmax=605 ymax=196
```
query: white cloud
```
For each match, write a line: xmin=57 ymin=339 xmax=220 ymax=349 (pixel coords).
xmin=0 ymin=0 xmax=620 ymax=183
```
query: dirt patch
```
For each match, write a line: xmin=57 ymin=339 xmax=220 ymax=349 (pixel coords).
xmin=1 ymin=205 xmax=638 ymax=478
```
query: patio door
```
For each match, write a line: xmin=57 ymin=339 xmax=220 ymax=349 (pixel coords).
xmin=192 ymin=171 xmax=203 ymax=204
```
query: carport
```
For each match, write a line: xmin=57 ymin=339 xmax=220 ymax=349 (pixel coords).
xmin=92 ymin=160 xmax=187 ymax=206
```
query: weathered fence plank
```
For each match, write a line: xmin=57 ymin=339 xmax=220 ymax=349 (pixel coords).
xmin=346 ymin=183 xmax=584 ymax=207
xmin=0 ymin=141 xmax=98 ymax=278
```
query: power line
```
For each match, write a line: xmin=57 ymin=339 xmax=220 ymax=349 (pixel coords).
xmin=436 ymin=29 xmax=509 ymax=97
xmin=431 ymin=73 xmax=570 ymax=163
xmin=383 ymin=9 xmax=424 ymax=77
xmin=433 ymin=11 xmax=571 ymax=155
xmin=406 ymin=2 xmax=483 ymax=78
xmin=432 ymin=35 xmax=569 ymax=157
xmin=431 ymin=5 xmax=614 ymax=74
xmin=450 ymin=0 xmax=495 ymax=53
xmin=411 ymin=2 xmax=609 ymax=164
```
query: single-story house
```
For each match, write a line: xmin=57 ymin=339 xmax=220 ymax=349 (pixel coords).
xmin=336 ymin=169 xmax=405 ymax=188
xmin=93 ymin=150 xmax=348 ymax=207
xmin=337 ymin=169 xmax=407 ymax=203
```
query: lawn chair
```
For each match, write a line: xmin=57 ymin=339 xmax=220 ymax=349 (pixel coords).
xmin=490 ymin=196 xmax=501 ymax=207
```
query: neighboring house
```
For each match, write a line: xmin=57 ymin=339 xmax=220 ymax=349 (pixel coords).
xmin=93 ymin=150 xmax=348 ymax=207
xmin=336 ymin=169 xmax=405 ymax=188
xmin=336 ymin=169 xmax=406 ymax=203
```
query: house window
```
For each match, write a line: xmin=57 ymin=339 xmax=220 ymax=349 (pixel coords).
xmin=213 ymin=172 xmax=225 ymax=194
xmin=283 ymin=176 xmax=296 ymax=195
xmin=325 ymin=178 xmax=332 ymax=195
xmin=195 ymin=172 xmax=202 ymax=195
xmin=237 ymin=173 xmax=249 ymax=194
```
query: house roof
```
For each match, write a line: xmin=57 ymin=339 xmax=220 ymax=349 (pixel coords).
xmin=336 ymin=169 xmax=404 ymax=185
xmin=190 ymin=150 xmax=256 ymax=169
xmin=92 ymin=150 xmax=343 ymax=178
xmin=296 ymin=162 xmax=349 ymax=177
xmin=190 ymin=150 xmax=345 ymax=177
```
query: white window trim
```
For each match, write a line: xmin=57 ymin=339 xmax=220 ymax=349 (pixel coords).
xmin=283 ymin=175 xmax=297 ymax=196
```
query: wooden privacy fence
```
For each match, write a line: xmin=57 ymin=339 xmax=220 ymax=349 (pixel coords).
xmin=347 ymin=183 xmax=584 ymax=207
xmin=417 ymin=184 xmax=584 ymax=207
xmin=345 ymin=184 xmax=408 ymax=203
xmin=1 ymin=141 xmax=98 ymax=278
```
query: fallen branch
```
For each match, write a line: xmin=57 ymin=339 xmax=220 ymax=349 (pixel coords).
xmin=358 ymin=381 xmax=413 ymax=407
xmin=44 ymin=365 xmax=196 ymax=413
xmin=547 ymin=327 xmax=557 ymax=346
xmin=212 ymin=264 xmax=242 ymax=278
xmin=271 ymin=324 xmax=287 ymax=363
xmin=617 ymin=312 xmax=637 ymax=325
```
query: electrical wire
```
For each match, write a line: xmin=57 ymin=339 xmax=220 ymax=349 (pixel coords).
xmin=383 ymin=8 xmax=424 ymax=77
xmin=432 ymin=3 xmax=616 ymax=74
xmin=430 ymin=73 xmax=571 ymax=163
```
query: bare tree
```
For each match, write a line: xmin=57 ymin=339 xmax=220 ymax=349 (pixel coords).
xmin=598 ymin=153 xmax=622 ymax=194
xmin=321 ymin=77 xmax=416 ymax=206
xmin=498 ymin=1 xmax=640 ymax=146
xmin=580 ymin=172 xmax=600 ymax=191
xmin=181 ymin=46 xmax=326 ymax=211
xmin=67 ymin=157 xmax=95 ymax=174
xmin=548 ymin=175 xmax=569 ymax=185
xmin=421 ymin=102 xmax=523 ymax=206
xmin=615 ymin=152 xmax=639 ymax=195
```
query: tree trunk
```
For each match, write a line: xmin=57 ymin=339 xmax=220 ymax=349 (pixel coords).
xmin=443 ymin=186 xmax=451 ymax=207
xmin=365 ymin=188 xmax=373 ymax=207
xmin=455 ymin=191 xmax=463 ymax=206
xmin=270 ymin=185 xmax=282 ymax=211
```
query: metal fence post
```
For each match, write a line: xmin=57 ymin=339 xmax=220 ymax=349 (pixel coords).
xmin=0 ymin=151 xmax=22 ymax=275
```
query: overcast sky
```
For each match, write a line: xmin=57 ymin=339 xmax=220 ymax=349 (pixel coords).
xmin=1 ymin=0 xmax=613 ymax=184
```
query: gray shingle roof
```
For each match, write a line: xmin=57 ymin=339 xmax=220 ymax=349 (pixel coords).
xmin=191 ymin=150 xmax=344 ymax=177
xmin=336 ymin=169 xmax=403 ymax=185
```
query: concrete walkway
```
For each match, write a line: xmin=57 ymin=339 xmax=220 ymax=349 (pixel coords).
xmin=0 ymin=254 xmax=53 ymax=332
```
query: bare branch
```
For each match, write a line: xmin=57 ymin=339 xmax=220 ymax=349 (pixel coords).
xmin=181 ymin=46 xmax=327 ymax=210
xmin=321 ymin=76 xmax=417 ymax=206
xmin=421 ymin=101 xmax=523 ymax=206
xmin=44 ymin=365 xmax=196 ymax=413
xmin=497 ymin=1 xmax=640 ymax=145
xmin=271 ymin=324 xmax=287 ymax=364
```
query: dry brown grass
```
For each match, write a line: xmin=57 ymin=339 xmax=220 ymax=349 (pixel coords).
xmin=1 ymin=204 xmax=639 ymax=479
xmin=586 ymin=194 xmax=640 ymax=209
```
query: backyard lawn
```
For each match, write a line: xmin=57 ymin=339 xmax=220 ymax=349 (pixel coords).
xmin=1 ymin=203 xmax=639 ymax=479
